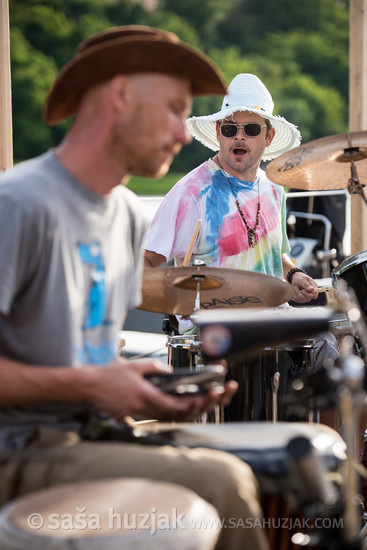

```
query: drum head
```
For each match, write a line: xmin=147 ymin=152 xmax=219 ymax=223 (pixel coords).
xmin=138 ymin=422 xmax=346 ymax=494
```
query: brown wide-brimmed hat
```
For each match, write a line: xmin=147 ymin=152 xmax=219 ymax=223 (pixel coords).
xmin=44 ymin=25 xmax=227 ymax=125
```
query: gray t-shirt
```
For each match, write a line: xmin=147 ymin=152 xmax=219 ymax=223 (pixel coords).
xmin=0 ymin=151 xmax=147 ymax=448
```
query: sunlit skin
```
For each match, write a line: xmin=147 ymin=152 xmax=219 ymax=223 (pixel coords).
xmin=215 ymin=111 xmax=275 ymax=182
xmin=117 ymin=74 xmax=194 ymax=179
xmin=55 ymin=73 xmax=193 ymax=194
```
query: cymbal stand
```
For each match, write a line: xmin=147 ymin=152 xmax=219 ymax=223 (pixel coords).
xmin=191 ymin=259 xmax=206 ymax=317
xmin=347 ymin=159 xmax=367 ymax=207
xmin=191 ymin=261 xmax=221 ymax=424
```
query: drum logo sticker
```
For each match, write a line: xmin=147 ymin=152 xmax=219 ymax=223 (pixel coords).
xmin=201 ymin=295 xmax=261 ymax=309
xmin=201 ymin=324 xmax=232 ymax=357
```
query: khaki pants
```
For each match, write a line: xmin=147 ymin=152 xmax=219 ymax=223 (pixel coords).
xmin=0 ymin=425 xmax=269 ymax=550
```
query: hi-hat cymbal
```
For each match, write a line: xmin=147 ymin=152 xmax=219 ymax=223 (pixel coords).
xmin=137 ymin=266 xmax=294 ymax=316
xmin=266 ymin=131 xmax=367 ymax=190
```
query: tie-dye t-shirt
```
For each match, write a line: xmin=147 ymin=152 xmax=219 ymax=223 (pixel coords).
xmin=145 ymin=159 xmax=290 ymax=278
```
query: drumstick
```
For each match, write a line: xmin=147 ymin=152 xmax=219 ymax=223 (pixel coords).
xmin=311 ymin=287 xmax=334 ymax=294
xmin=183 ymin=219 xmax=202 ymax=266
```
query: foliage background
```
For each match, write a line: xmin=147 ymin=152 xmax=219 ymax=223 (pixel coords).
xmin=8 ymin=0 xmax=350 ymax=193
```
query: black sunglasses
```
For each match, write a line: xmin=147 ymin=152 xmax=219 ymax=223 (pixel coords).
xmin=220 ymin=123 xmax=267 ymax=138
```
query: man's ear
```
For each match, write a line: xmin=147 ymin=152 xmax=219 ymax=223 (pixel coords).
xmin=109 ymin=75 xmax=134 ymax=115
xmin=266 ymin=126 xmax=276 ymax=147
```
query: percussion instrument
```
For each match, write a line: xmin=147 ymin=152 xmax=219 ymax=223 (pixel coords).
xmin=166 ymin=333 xmax=315 ymax=423
xmin=137 ymin=421 xmax=346 ymax=550
xmin=138 ymin=265 xmax=294 ymax=316
xmin=266 ymin=131 xmax=367 ymax=197
xmin=332 ymin=250 xmax=367 ymax=324
xmin=192 ymin=306 xmax=335 ymax=359
xmin=0 ymin=478 xmax=220 ymax=550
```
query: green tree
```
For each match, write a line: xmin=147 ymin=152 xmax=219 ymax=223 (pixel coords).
xmin=158 ymin=0 xmax=233 ymax=48
xmin=7 ymin=0 xmax=350 ymax=172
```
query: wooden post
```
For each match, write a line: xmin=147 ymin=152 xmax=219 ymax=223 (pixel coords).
xmin=349 ymin=0 xmax=367 ymax=254
xmin=0 ymin=0 xmax=12 ymax=172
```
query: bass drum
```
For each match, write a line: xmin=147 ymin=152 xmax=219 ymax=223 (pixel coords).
xmin=332 ymin=250 xmax=367 ymax=323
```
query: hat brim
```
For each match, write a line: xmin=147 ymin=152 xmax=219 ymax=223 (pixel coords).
xmin=45 ymin=32 xmax=227 ymax=125
xmin=186 ymin=107 xmax=301 ymax=161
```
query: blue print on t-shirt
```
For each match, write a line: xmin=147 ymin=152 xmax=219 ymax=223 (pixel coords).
xmin=77 ymin=241 xmax=116 ymax=365
xmin=76 ymin=340 xmax=116 ymax=365
xmin=198 ymin=172 xmax=231 ymax=259
xmin=78 ymin=241 xmax=107 ymax=329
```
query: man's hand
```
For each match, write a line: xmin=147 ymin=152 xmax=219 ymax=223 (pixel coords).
xmin=290 ymin=271 xmax=318 ymax=303
xmin=85 ymin=358 xmax=238 ymax=422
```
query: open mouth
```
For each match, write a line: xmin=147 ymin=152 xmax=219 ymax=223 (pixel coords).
xmin=233 ymin=148 xmax=247 ymax=157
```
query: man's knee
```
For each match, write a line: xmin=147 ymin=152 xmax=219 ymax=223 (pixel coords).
xmin=185 ymin=447 xmax=260 ymax=503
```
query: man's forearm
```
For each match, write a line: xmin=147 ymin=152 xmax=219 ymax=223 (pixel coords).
xmin=0 ymin=356 xmax=95 ymax=407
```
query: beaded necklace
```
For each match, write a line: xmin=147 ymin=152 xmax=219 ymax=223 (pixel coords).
xmin=216 ymin=157 xmax=261 ymax=248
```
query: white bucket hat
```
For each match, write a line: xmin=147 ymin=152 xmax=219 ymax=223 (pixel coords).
xmin=186 ymin=73 xmax=301 ymax=161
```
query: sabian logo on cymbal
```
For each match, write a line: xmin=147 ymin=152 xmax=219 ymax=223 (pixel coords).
xmin=200 ymin=296 xmax=261 ymax=309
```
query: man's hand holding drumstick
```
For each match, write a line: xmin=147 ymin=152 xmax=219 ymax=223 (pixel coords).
xmin=183 ymin=219 xmax=202 ymax=267
xmin=144 ymin=219 xmax=202 ymax=269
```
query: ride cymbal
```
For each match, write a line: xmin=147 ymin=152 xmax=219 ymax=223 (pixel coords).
xmin=137 ymin=266 xmax=294 ymax=316
xmin=266 ymin=131 xmax=367 ymax=190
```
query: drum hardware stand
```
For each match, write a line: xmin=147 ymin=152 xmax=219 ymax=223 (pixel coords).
xmin=286 ymin=435 xmax=343 ymax=550
xmin=286 ymin=351 xmax=365 ymax=550
xmin=332 ymin=280 xmax=367 ymax=548
xmin=271 ymin=371 xmax=280 ymax=422
xmin=346 ymin=156 xmax=367 ymax=207
xmin=189 ymin=260 xmax=222 ymax=425
xmin=339 ymin=350 xmax=365 ymax=549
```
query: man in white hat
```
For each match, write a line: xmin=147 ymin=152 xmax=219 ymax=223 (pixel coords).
xmin=144 ymin=73 xmax=318 ymax=308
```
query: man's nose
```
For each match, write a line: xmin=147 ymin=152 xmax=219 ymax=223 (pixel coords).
xmin=236 ymin=125 xmax=248 ymax=138
xmin=178 ymin=121 xmax=193 ymax=145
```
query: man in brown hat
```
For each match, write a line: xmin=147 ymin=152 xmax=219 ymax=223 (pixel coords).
xmin=0 ymin=27 xmax=268 ymax=550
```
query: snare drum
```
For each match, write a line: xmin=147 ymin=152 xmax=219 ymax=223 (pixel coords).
xmin=167 ymin=334 xmax=203 ymax=369
xmin=224 ymin=340 xmax=315 ymax=422
xmin=332 ymin=250 xmax=367 ymax=323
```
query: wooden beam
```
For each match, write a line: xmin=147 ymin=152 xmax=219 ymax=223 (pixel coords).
xmin=349 ymin=0 xmax=367 ymax=254
xmin=0 ymin=0 xmax=12 ymax=172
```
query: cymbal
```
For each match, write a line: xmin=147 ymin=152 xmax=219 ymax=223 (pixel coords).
xmin=266 ymin=130 xmax=367 ymax=190
xmin=137 ymin=266 xmax=294 ymax=316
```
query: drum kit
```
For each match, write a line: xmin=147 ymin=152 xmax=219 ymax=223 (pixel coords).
xmin=135 ymin=131 xmax=367 ymax=549
xmin=1 ymin=131 xmax=367 ymax=550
